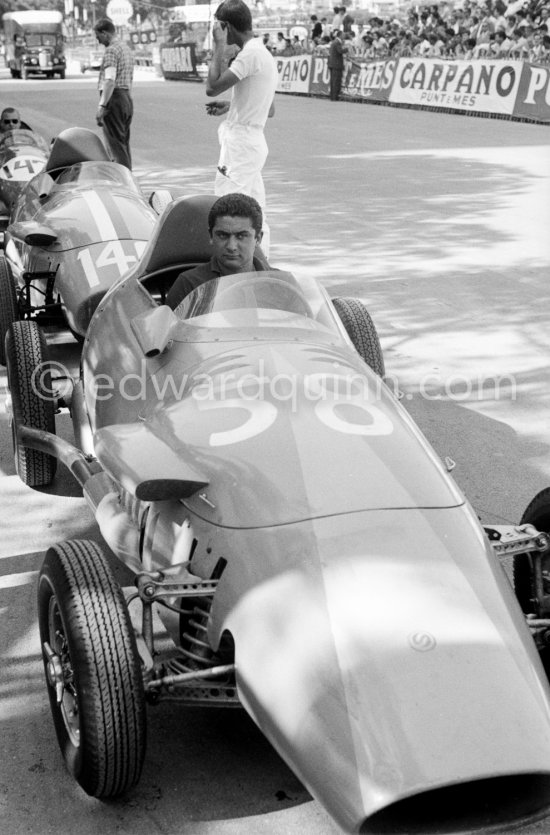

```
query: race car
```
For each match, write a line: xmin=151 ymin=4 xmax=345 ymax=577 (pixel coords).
xmin=0 ymin=126 xmax=171 ymax=365
xmin=0 ymin=127 xmax=49 ymax=235
xmin=6 ymin=194 xmax=550 ymax=834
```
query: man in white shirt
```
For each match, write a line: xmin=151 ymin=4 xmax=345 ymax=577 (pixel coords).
xmin=206 ymin=0 xmax=278 ymax=254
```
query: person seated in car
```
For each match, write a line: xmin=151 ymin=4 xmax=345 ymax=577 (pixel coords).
xmin=0 ymin=107 xmax=31 ymax=133
xmin=166 ymin=193 xmax=272 ymax=310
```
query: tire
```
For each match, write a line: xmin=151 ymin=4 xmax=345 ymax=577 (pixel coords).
xmin=38 ymin=540 xmax=146 ymax=797
xmin=5 ymin=320 xmax=56 ymax=487
xmin=58 ymin=70 xmax=66 ymax=80
xmin=513 ymin=489 xmax=550 ymax=614
xmin=332 ymin=297 xmax=385 ymax=377
xmin=0 ymin=255 xmax=20 ymax=366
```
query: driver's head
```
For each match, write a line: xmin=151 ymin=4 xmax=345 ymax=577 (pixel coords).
xmin=208 ymin=193 xmax=263 ymax=275
xmin=0 ymin=108 xmax=21 ymax=132
xmin=215 ymin=0 xmax=253 ymax=39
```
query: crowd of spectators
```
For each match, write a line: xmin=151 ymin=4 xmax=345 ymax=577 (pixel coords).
xmin=263 ymin=1 xmax=550 ymax=64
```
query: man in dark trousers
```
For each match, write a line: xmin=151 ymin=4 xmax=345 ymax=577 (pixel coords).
xmin=328 ymin=30 xmax=348 ymax=101
xmin=94 ymin=17 xmax=134 ymax=169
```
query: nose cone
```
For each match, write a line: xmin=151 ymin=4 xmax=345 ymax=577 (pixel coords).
xmin=223 ymin=507 xmax=550 ymax=833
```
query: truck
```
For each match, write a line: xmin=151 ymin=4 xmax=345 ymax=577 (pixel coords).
xmin=3 ymin=10 xmax=66 ymax=79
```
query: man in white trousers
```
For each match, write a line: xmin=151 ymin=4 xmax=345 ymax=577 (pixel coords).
xmin=205 ymin=0 xmax=277 ymax=255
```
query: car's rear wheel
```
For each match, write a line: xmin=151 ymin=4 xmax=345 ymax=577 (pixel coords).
xmin=332 ymin=296 xmax=385 ymax=377
xmin=38 ymin=539 xmax=146 ymax=797
xmin=5 ymin=320 xmax=57 ymax=486
xmin=0 ymin=255 xmax=20 ymax=366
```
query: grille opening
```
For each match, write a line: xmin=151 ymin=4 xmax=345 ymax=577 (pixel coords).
xmin=361 ymin=774 xmax=550 ymax=834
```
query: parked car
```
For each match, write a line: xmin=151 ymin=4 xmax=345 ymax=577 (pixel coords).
xmin=0 ymin=126 xmax=172 ymax=364
xmin=76 ymin=40 xmax=103 ymax=73
xmin=5 ymin=193 xmax=550 ymax=834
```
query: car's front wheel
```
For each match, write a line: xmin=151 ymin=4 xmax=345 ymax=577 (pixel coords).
xmin=514 ymin=489 xmax=550 ymax=610
xmin=38 ymin=539 xmax=147 ymax=797
xmin=513 ymin=490 xmax=550 ymax=672
xmin=332 ymin=296 xmax=385 ymax=377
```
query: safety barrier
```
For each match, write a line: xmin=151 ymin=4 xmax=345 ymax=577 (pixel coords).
xmin=275 ymin=54 xmax=550 ymax=124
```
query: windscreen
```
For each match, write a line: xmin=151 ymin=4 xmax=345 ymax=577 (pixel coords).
xmin=0 ymin=130 xmax=49 ymax=154
xmin=53 ymin=162 xmax=140 ymax=192
xmin=25 ymin=34 xmax=59 ymax=47
xmin=174 ymin=270 xmax=346 ymax=339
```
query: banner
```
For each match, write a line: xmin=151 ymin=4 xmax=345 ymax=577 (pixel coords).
xmin=343 ymin=59 xmax=394 ymax=101
xmin=514 ymin=62 xmax=550 ymax=122
xmin=389 ymin=57 xmax=521 ymax=115
xmin=275 ymin=54 xmax=312 ymax=94
xmin=309 ymin=55 xmax=329 ymax=96
xmin=160 ymin=42 xmax=200 ymax=81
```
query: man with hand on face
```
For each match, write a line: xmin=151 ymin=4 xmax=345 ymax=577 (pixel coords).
xmin=166 ymin=193 xmax=271 ymax=311
xmin=205 ymin=0 xmax=278 ymax=256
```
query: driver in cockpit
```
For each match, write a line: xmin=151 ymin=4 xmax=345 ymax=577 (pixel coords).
xmin=0 ymin=108 xmax=31 ymax=133
xmin=166 ymin=193 xmax=272 ymax=310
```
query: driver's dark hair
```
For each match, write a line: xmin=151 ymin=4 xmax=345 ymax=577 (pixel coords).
xmin=208 ymin=193 xmax=263 ymax=236
xmin=215 ymin=0 xmax=253 ymax=33
xmin=94 ymin=17 xmax=116 ymax=35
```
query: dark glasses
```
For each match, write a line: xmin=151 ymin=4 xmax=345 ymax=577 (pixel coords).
xmin=2 ymin=119 xmax=19 ymax=125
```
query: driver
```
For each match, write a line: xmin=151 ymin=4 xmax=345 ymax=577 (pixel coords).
xmin=0 ymin=108 xmax=32 ymax=133
xmin=0 ymin=108 xmax=22 ymax=132
xmin=166 ymin=193 xmax=273 ymax=310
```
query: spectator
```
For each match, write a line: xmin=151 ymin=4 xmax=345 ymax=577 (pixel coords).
xmin=328 ymin=30 xmax=348 ymax=100
xmin=331 ymin=6 xmax=344 ymax=31
xmin=529 ymin=28 xmax=546 ymax=58
xmin=274 ymin=32 xmax=286 ymax=53
xmin=463 ymin=36 xmax=478 ymax=58
xmin=342 ymin=7 xmax=355 ymax=34
xmin=491 ymin=29 xmax=513 ymax=54
xmin=310 ymin=15 xmax=323 ymax=40
xmin=535 ymin=6 xmax=550 ymax=32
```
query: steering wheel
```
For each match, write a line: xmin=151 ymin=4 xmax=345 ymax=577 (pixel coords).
xmin=216 ymin=276 xmax=311 ymax=317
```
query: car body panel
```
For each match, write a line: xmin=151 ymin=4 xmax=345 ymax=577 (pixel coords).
xmin=22 ymin=195 xmax=550 ymax=832
xmin=192 ymin=507 xmax=550 ymax=830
